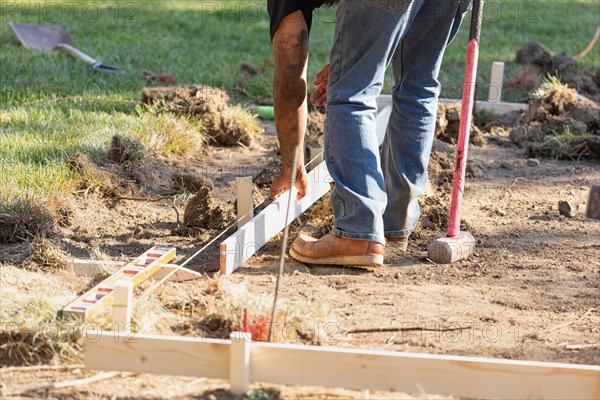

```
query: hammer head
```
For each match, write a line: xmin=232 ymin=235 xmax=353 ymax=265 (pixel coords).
xmin=427 ymin=231 xmax=476 ymax=264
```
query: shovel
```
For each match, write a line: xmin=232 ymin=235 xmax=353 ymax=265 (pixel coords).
xmin=9 ymin=23 xmax=126 ymax=75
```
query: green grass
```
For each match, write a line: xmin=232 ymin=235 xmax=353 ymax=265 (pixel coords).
xmin=0 ymin=0 xmax=599 ymax=207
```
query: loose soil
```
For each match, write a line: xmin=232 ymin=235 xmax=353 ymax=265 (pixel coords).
xmin=435 ymin=102 xmax=485 ymax=146
xmin=1 ymin=91 xmax=599 ymax=398
xmin=513 ymin=40 xmax=600 ymax=103
xmin=487 ymin=85 xmax=600 ymax=159
xmin=142 ymin=85 xmax=255 ymax=146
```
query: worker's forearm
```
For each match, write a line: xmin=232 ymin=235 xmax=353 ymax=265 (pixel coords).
xmin=272 ymin=27 xmax=309 ymax=175
xmin=274 ymin=77 xmax=307 ymax=175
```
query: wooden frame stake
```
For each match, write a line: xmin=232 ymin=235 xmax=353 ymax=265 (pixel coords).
xmin=237 ymin=176 xmax=254 ymax=229
xmin=229 ymin=332 xmax=251 ymax=394
xmin=488 ymin=61 xmax=505 ymax=103
xmin=112 ymin=280 xmax=133 ymax=333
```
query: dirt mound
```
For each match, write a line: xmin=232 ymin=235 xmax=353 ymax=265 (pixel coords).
xmin=142 ymin=85 xmax=253 ymax=146
xmin=26 ymin=237 xmax=68 ymax=271
xmin=68 ymin=152 xmax=120 ymax=195
xmin=514 ymin=41 xmax=600 ymax=102
xmin=515 ymin=41 xmax=553 ymax=68
xmin=106 ymin=134 xmax=176 ymax=190
xmin=0 ymin=331 xmax=55 ymax=366
xmin=435 ymin=103 xmax=484 ymax=146
xmin=182 ymin=184 xmax=233 ymax=230
xmin=305 ymin=110 xmax=325 ymax=147
xmin=254 ymin=160 xmax=282 ymax=188
xmin=172 ymin=172 xmax=213 ymax=193
xmin=428 ymin=149 xmax=454 ymax=188
xmin=501 ymin=84 xmax=600 ymax=159
xmin=409 ymin=148 xmax=453 ymax=238
xmin=0 ymin=199 xmax=51 ymax=244
xmin=107 ymin=135 xmax=146 ymax=169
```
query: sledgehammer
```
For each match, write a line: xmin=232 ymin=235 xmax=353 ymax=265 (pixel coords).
xmin=427 ymin=0 xmax=483 ymax=263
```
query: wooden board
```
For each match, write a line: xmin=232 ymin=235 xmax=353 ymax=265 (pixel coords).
xmin=67 ymin=259 xmax=125 ymax=276
xmin=250 ymin=342 xmax=600 ymax=400
xmin=62 ymin=246 xmax=176 ymax=321
xmin=151 ymin=264 xmax=204 ymax=281
xmin=220 ymin=160 xmax=331 ymax=275
xmin=84 ymin=332 xmax=600 ymax=399
xmin=377 ymin=94 xmax=528 ymax=115
xmin=68 ymin=259 xmax=202 ymax=282
xmin=84 ymin=331 xmax=229 ymax=379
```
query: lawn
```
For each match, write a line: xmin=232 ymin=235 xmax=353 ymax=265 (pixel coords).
xmin=0 ymin=0 xmax=598 ymax=208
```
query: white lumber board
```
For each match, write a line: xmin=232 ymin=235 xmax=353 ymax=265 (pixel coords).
xmin=249 ymin=342 xmax=600 ymax=400
xmin=377 ymin=94 xmax=527 ymax=115
xmin=84 ymin=332 xmax=229 ymax=379
xmin=220 ymin=160 xmax=331 ymax=275
xmin=439 ymin=97 xmax=527 ymax=113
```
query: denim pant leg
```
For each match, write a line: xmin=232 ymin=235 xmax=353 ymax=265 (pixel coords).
xmin=325 ymin=0 xmax=425 ymax=245
xmin=382 ymin=1 xmax=464 ymax=238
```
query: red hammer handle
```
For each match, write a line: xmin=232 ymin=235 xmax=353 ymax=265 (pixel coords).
xmin=447 ymin=0 xmax=484 ymax=238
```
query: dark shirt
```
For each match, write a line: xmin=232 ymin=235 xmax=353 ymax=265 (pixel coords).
xmin=268 ymin=0 xmax=332 ymax=40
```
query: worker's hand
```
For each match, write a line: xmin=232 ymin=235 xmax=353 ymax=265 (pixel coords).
xmin=310 ymin=64 xmax=330 ymax=107
xmin=270 ymin=165 xmax=308 ymax=201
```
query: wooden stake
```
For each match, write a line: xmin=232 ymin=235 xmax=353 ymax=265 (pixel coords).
xmin=237 ymin=177 xmax=254 ymax=229
xmin=229 ymin=332 xmax=251 ymax=395
xmin=488 ymin=61 xmax=505 ymax=103
xmin=112 ymin=280 xmax=133 ymax=333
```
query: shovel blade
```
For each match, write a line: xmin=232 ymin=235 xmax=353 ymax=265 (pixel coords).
xmin=93 ymin=63 xmax=126 ymax=75
xmin=9 ymin=23 xmax=74 ymax=50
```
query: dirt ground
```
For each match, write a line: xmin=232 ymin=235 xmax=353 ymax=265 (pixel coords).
xmin=1 ymin=89 xmax=599 ymax=398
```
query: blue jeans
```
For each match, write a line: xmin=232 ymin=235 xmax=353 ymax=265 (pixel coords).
xmin=324 ymin=0 xmax=466 ymax=244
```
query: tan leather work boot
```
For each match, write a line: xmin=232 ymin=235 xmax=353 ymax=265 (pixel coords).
xmin=290 ymin=233 xmax=384 ymax=267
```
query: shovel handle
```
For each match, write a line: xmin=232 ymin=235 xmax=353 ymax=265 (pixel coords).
xmin=56 ymin=43 xmax=98 ymax=65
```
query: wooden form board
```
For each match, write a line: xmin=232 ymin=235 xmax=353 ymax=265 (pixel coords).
xmin=62 ymin=246 xmax=176 ymax=321
xmin=67 ymin=259 xmax=202 ymax=282
xmin=220 ymin=160 xmax=331 ymax=275
xmin=377 ymin=94 xmax=528 ymax=115
xmin=84 ymin=331 xmax=600 ymax=399
xmin=85 ymin=331 xmax=229 ymax=379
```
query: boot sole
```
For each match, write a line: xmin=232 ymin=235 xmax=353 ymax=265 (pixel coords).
xmin=289 ymin=247 xmax=384 ymax=267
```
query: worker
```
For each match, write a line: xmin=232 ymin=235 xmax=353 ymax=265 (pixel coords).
xmin=268 ymin=0 xmax=336 ymax=202
xmin=283 ymin=0 xmax=471 ymax=267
